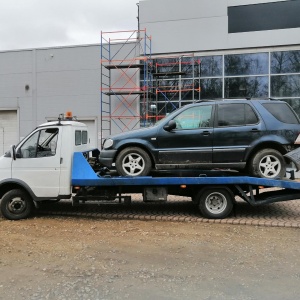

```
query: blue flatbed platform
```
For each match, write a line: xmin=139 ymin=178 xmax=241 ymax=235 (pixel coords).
xmin=70 ymin=152 xmax=300 ymax=218
xmin=72 ymin=152 xmax=300 ymax=190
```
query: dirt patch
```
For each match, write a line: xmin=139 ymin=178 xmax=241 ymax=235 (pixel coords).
xmin=0 ymin=216 xmax=299 ymax=299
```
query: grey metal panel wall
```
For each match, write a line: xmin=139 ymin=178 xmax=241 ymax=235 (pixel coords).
xmin=0 ymin=42 xmax=139 ymax=147
xmin=0 ymin=50 xmax=33 ymax=139
xmin=35 ymin=45 xmax=102 ymax=147
xmin=140 ymin=0 xmax=300 ymax=54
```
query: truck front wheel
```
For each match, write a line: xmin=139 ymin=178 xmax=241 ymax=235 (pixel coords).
xmin=0 ymin=189 xmax=34 ymax=220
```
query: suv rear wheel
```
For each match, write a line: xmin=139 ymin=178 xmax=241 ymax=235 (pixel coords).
xmin=249 ymin=149 xmax=286 ymax=179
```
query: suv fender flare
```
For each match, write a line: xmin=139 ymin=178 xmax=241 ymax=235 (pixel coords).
xmin=115 ymin=141 xmax=157 ymax=165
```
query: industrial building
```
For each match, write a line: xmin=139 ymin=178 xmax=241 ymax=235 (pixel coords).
xmin=0 ymin=0 xmax=300 ymax=155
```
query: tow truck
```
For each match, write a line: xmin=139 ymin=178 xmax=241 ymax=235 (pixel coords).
xmin=1 ymin=112 xmax=300 ymax=220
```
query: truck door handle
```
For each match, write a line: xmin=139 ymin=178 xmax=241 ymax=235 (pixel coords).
xmin=60 ymin=157 xmax=63 ymax=164
xmin=251 ymin=128 xmax=260 ymax=132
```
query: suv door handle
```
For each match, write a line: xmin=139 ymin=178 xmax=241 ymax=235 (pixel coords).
xmin=202 ymin=130 xmax=211 ymax=136
xmin=251 ymin=128 xmax=260 ymax=132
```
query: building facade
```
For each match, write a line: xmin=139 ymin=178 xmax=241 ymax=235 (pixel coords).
xmin=139 ymin=0 xmax=300 ymax=115
xmin=0 ymin=0 xmax=300 ymax=154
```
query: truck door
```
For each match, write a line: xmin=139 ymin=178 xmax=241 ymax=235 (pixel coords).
xmin=12 ymin=127 xmax=61 ymax=198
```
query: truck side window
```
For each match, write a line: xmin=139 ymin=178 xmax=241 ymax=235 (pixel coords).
xmin=75 ymin=130 xmax=88 ymax=145
xmin=19 ymin=128 xmax=59 ymax=158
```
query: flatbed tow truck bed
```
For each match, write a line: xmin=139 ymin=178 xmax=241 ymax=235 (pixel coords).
xmin=71 ymin=152 xmax=300 ymax=219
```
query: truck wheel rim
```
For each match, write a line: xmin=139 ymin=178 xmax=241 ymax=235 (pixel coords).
xmin=122 ymin=153 xmax=145 ymax=176
xmin=8 ymin=197 xmax=26 ymax=214
xmin=259 ymin=155 xmax=281 ymax=178
xmin=205 ymin=192 xmax=227 ymax=214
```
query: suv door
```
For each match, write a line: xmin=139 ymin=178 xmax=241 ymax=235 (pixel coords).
xmin=156 ymin=104 xmax=214 ymax=166
xmin=213 ymin=103 xmax=265 ymax=164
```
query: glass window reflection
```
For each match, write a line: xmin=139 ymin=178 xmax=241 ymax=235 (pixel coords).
xmin=225 ymin=76 xmax=268 ymax=98
xmin=200 ymin=78 xmax=222 ymax=99
xmin=200 ymin=56 xmax=222 ymax=77
xmin=271 ymin=51 xmax=300 ymax=74
xmin=225 ymin=53 xmax=268 ymax=76
xmin=271 ymin=75 xmax=300 ymax=97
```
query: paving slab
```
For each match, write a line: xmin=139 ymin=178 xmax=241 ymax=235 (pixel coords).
xmin=35 ymin=193 xmax=300 ymax=228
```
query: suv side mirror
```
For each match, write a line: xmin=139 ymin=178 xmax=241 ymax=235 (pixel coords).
xmin=163 ymin=120 xmax=176 ymax=131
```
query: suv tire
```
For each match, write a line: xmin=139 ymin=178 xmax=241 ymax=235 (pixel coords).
xmin=249 ymin=148 xmax=286 ymax=179
xmin=116 ymin=147 xmax=152 ymax=176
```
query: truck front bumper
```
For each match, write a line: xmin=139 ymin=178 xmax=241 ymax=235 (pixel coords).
xmin=99 ymin=149 xmax=117 ymax=168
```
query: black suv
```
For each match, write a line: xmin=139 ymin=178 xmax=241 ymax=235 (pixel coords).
xmin=99 ymin=99 xmax=300 ymax=178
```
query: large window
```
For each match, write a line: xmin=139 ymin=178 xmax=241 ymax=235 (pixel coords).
xmin=141 ymin=50 xmax=300 ymax=121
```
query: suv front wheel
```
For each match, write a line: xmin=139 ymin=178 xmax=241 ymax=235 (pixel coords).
xmin=115 ymin=147 xmax=152 ymax=176
xmin=249 ymin=148 xmax=286 ymax=179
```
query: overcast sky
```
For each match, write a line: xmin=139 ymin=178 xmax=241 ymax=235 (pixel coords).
xmin=0 ymin=0 xmax=139 ymax=51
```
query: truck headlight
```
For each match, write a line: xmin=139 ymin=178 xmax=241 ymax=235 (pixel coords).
xmin=103 ymin=138 xmax=113 ymax=149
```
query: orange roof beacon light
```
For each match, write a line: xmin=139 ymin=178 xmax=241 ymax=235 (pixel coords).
xmin=65 ymin=111 xmax=73 ymax=120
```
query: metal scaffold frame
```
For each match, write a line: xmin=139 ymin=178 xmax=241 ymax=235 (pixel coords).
xmin=100 ymin=29 xmax=201 ymax=141
xmin=100 ymin=29 xmax=152 ymax=143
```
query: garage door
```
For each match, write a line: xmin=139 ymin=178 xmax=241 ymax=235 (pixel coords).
xmin=0 ymin=110 xmax=18 ymax=156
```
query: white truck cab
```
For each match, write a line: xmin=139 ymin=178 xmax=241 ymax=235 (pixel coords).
xmin=0 ymin=113 xmax=93 ymax=219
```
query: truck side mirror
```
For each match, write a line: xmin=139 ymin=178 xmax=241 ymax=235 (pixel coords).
xmin=10 ymin=145 xmax=16 ymax=160
xmin=163 ymin=120 xmax=176 ymax=132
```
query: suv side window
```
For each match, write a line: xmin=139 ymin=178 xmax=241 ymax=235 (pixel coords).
xmin=262 ymin=103 xmax=300 ymax=124
xmin=173 ymin=105 xmax=213 ymax=129
xmin=217 ymin=103 xmax=258 ymax=126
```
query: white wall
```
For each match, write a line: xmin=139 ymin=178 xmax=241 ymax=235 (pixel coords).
xmin=140 ymin=0 xmax=300 ymax=54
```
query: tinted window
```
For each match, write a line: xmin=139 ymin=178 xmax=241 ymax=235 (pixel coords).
xmin=225 ymin=76 xmax=268 ymax=98
xmin=271 ymin=51 xmax=300 ymax=74
xmin=245 ymin=104 xmax=259 ymax=124
xmin=262 ymin=103 xmax=300 ymax=124
xmin=228 ymin=1 xmax=300 ymax=33
xmin=225 ymin=53 xmax=268 ymax=76
xmin=271 ymin=75 xmax=300 ymax=97
xmin=200 ymin=56 xmax=222 ymax=77
xmin=200 ymin=78 xmax=222 ymax=99
xmin=217 ymin=104 xmax=258 ymax=126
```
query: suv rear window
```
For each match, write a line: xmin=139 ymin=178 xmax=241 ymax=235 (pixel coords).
xmin=262 ymin=103 xmax=300 ymax=124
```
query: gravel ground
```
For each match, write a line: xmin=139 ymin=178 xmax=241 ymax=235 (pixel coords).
xmin=0 ymin=216 xmax=299 ymax=300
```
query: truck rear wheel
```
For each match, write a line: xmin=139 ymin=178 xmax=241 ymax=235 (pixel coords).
xmin=0 ymin=189 xmax=34 ymax=220
xmin=196 ymin=187 xmax=234 ymax=219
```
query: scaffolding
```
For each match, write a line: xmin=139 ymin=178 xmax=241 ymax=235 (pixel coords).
xmin=100 ymin=30 xmax=201 ymax=142
xmin=100 ymin=29 xmax=152 ymax=143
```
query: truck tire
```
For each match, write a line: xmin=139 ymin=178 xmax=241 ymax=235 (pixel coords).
xmin=196 ymin=187 xmax=234 ymax=219
xmin=0 ymin=189 xmax=34 ymax=220
xmin=249 ymin=149 xmax=286 ymax=179
xmin=115 ymin=147 xmax=152 ymax=176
